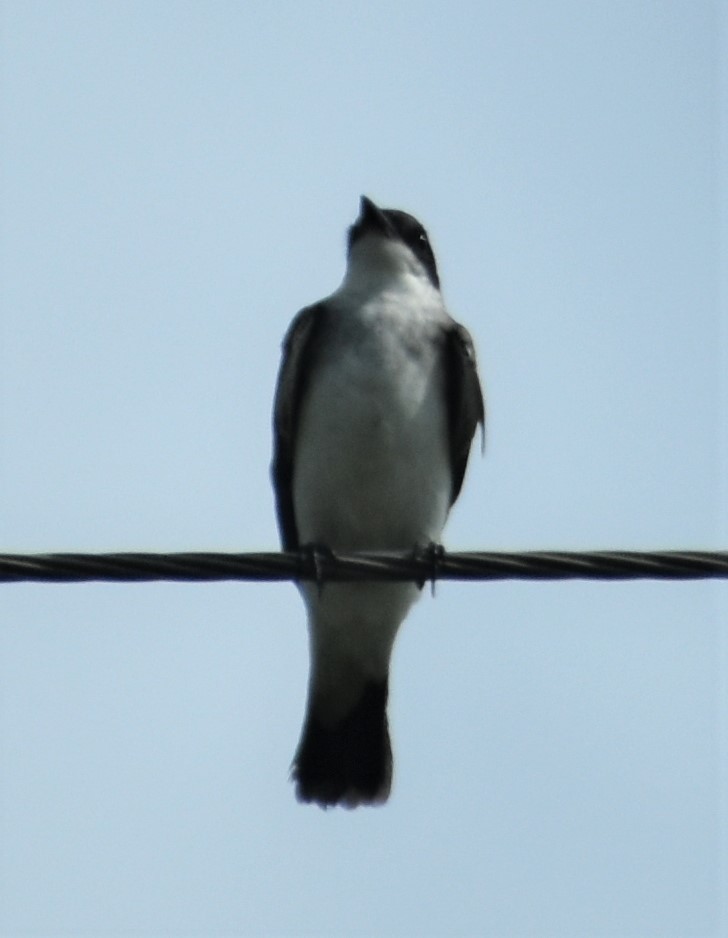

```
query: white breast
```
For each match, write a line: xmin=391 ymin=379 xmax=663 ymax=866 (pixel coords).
xmin=292 ymin=281 xmax=452 ymax=552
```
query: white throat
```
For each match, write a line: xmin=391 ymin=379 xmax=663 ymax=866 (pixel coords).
xmin=340 ymin=233 xmax=438 ymax=301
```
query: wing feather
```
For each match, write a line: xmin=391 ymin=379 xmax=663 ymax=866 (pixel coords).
xmin=443 ymin=322 xmax=485 ymax=505
xmin=271 ymin=304 xmax=329 ymax=549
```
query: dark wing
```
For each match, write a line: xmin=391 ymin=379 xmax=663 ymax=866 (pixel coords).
xmin=443 ymin=322 xmax=485 ymax=505
xmin=271 ymin=303 xmax=329 ymax=550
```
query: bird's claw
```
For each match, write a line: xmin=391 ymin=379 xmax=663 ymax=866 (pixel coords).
xmin=414 ymin=542 xmax=445 ymax=596
xmin=300 ymin=543 xmax=336 ymax=596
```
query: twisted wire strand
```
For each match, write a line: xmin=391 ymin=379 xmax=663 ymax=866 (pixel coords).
xmin=1 ymin=550 xmax=728 ymax=583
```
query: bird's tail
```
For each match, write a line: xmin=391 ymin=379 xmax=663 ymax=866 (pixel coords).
xmin=292 ymin=678 xmax=392 ymax=808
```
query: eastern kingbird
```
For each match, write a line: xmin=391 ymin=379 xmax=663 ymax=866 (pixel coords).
xmin=272 ymin=196 xmax=484 ymax=808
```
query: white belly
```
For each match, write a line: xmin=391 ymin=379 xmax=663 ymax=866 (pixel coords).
xmin=292 ymin=311 xmax=452 ymax=551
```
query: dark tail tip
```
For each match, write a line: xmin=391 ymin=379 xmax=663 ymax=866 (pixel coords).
xmin=292 ymin=679 xmax=392 ymax=808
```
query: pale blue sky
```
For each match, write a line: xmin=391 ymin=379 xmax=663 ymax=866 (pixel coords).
xmin=1 ymin=1 xmax=726 ymax=935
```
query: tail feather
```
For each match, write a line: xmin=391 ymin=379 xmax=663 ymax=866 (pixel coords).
xmin=292 ymin=679 xmax=392 ymax=808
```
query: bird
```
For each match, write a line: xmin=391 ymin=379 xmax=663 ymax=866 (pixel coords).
xmin=271 ymin=196 xmax=484 ymax=808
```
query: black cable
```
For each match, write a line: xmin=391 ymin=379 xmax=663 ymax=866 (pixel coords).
xmin=1 ymin=549 xmax=727 ymax=583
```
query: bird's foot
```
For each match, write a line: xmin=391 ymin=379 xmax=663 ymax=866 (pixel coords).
xmin=414 ymin=542 xmax=446 ymax=596
xmin=299 ymin=543 xmax=337 ymax=596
